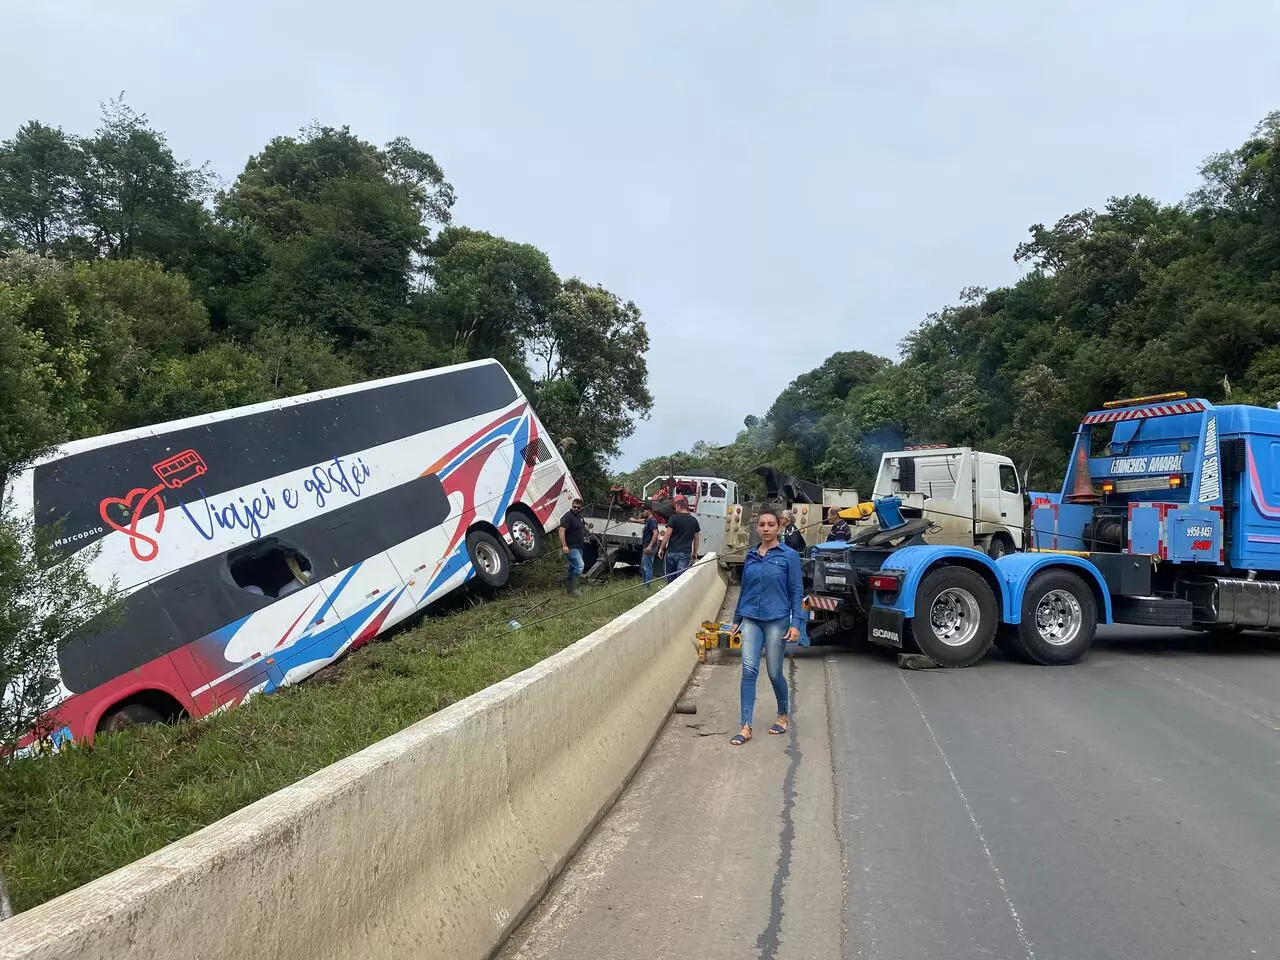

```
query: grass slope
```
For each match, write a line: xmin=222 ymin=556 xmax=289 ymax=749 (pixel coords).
xmin=0 ymin=555 xmax=651 ymax=913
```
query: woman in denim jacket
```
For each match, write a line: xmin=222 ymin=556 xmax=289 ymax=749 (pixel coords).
xmin=730 ymin=507 xmax=804 ymax=745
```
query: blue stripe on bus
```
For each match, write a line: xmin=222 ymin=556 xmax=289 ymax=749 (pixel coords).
xmin=307 ymin=563 xmax=362 ymax=634
xmin=439 ymin=412 xmax=524 ymax=477
xmin=492 ymin=413 xmax=532 ymax=525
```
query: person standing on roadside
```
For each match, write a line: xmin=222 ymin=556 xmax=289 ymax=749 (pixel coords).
xmin=780 ymin=510 xmax=807 ymax=554
xmin=559 ymin=497 xmax=587 ymax=596
xmin=640 ymin=507 xmax=662 ymax=587
xmin=658 ymin=496 xmax=700 ymax=583
xmin=827 ymin=507 xmax=852 ymax=542
xmin=729 ymin=507 xmax=803 ymax=745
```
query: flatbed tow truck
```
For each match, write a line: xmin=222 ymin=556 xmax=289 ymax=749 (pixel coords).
xmin=791 ymin=392 xmax=1280 ymax=666
xmin=580 ymin=469 xmax=858 ymax=582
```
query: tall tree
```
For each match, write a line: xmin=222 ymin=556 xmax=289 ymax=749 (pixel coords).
xmin=218 ymin=124 xmax=454 ymax=351
xmin=527 ymin=278 xmax=653 ymax=494
xmin=766 ymin=350 xmax=893 ymax=446
xmin=0 ymin=122 xmax=83 ymax=254
xmin=0 ymin=259 xmax=117 ymax=771
xmin=75 ymin=96 xmax=212 ymax=263
xmin=420 ymin=226 xmax=559 ymax=376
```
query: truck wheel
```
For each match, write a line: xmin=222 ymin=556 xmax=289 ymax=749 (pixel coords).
xmin=1011 ymin=570 xmax=1096 ymax=665
xmin=506 ymin=510 xmax=545 ymax=561
xmin=907 ymin=566 xmax=997 ymax=667
xmin=987 ymin=535 xmax=1012 ymax=560
xmin=1112 ymin=596 xmax=1193 ymax=627
xmin=466 ymin=529 xmax=511 ymax=589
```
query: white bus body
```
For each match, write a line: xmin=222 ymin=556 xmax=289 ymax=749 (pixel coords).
xmin=7 ymin=358 xmax=580 ymax=748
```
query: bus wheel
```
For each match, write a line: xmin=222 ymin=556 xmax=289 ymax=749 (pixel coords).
xmin=506 ymin=510 xmax=545 ymax=562
xmin=907 ymin=566 xmax=997 ymax=667
xmin=1009 ymin=570 xmax=1096 ymax=665
xmin=467 ymin=529 xmax=511 ymax=589
xmin=98 ymin=703 xmax=165 ymax=734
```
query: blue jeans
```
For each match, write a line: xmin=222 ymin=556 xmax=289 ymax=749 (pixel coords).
xmin=664 ymin=552 xmax=691 ymax=581
xmin=640 ymin=550 xmax=655 ymax=586
xmin=740 ymin=616 xmax=790 ymax=728
xmin=565 ymin=548 xmax=584 ymax=576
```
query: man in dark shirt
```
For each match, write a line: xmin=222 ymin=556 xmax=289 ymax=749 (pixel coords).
xmin=640 ymin=508 xmax=661 ymax=587
xmin=659 ymin=496 xmax=700 ymax=583
xmin=559 ymin=498 xmax=586 ymax=596
xmin=827 ymin=507 xmax=852 ymax=542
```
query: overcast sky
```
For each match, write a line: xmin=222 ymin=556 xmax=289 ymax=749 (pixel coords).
xmin=4 ymin=1 xmax=1280 ymax=469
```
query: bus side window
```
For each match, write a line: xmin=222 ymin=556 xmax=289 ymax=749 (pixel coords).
xmin=228 ymin=540 xmax=314 ymax=599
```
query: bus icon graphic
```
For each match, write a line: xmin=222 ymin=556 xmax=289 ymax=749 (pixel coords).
xmin=152 ymin=450 xmax=208 ymax=489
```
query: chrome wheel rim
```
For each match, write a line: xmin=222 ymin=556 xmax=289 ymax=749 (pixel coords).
xmin=510 ymin=518 xmax=536 ymax=552
xmin=1035 ymin=589 xmax=1082 ymax=646
xmin=930 ymin=587 xmax=981 ymax=647
xmin=474 ymin=541 xmax=502 ymax=575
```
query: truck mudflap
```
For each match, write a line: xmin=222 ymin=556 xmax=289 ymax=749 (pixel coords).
xmin=869 ymin=544 xmax=1113 ymax=625
xmin=867 ymin=605 xmax=905 ymax=648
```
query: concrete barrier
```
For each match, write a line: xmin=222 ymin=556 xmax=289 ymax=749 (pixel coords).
xmin=0 ymin=557 xmax=727 ymax=960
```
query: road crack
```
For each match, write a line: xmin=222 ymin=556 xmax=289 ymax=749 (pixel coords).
xmin=756 ymin=654 xmax=801 ymax=960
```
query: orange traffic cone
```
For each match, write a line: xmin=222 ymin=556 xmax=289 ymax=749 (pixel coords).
xmin=1064 ymin=442 xmax=1100 ymax=503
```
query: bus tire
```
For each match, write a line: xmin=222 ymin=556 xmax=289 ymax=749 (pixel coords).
xmin=506 ymin=509 xmax=545 ymax=562
xmin=97 ymin=702 xmax=166 ymax=734
xmin=466 ymin=529 xmax=511 ymax=589
xmin=1013 ymin=570 xmax=1096 ymax=665
xmin=907 ymin=566 xmax=997 ymax=667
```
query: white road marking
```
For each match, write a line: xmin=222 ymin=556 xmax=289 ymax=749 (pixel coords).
xmin=900 ymin=674 xmax=1037 ymax=960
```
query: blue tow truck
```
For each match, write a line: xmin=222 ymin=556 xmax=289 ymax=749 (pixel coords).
xmin=805 ymin=392 xmax=1280 ymax=666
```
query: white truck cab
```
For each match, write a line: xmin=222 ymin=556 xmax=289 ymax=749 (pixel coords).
xmin=873 ymin=446 xmax=1024 ymax=556
xmin=642 ymin=473 xmax=737 ymax=557
xmin=580 ymin=472 xmax=738 ymax=573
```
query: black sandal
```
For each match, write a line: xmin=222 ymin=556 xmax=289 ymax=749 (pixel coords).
xmin=768 ymin=718 xmax=788 ymax=736
xmin=730 ymin=726 xmax=751 ymax=745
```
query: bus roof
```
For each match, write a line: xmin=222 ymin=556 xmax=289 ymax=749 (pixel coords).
xmin=20 ymin=358 xmax=516 ymax=470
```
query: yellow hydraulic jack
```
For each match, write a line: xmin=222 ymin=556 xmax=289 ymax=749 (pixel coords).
xmin=695 ymin=621 xmax=742 ymax=663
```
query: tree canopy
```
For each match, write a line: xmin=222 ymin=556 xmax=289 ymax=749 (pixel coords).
xmin=0 ymin=99 xmax=653 ymax=493
xmin=621 ymin=111 xmax=1280 ymax=496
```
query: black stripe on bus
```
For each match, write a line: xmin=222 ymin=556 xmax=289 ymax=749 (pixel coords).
xmin=58 ymin=473 xmax=452 ymax=694
xmin=35 ymin=362 xmax=516 ymax=555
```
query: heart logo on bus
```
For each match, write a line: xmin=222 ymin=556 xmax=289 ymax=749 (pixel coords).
xmin=99 ymin=484 xmax=167 ymax=562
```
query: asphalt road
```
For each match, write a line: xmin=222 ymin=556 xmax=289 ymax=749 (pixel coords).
xmin=499 ymin=625 xmax=1280 ymax=960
